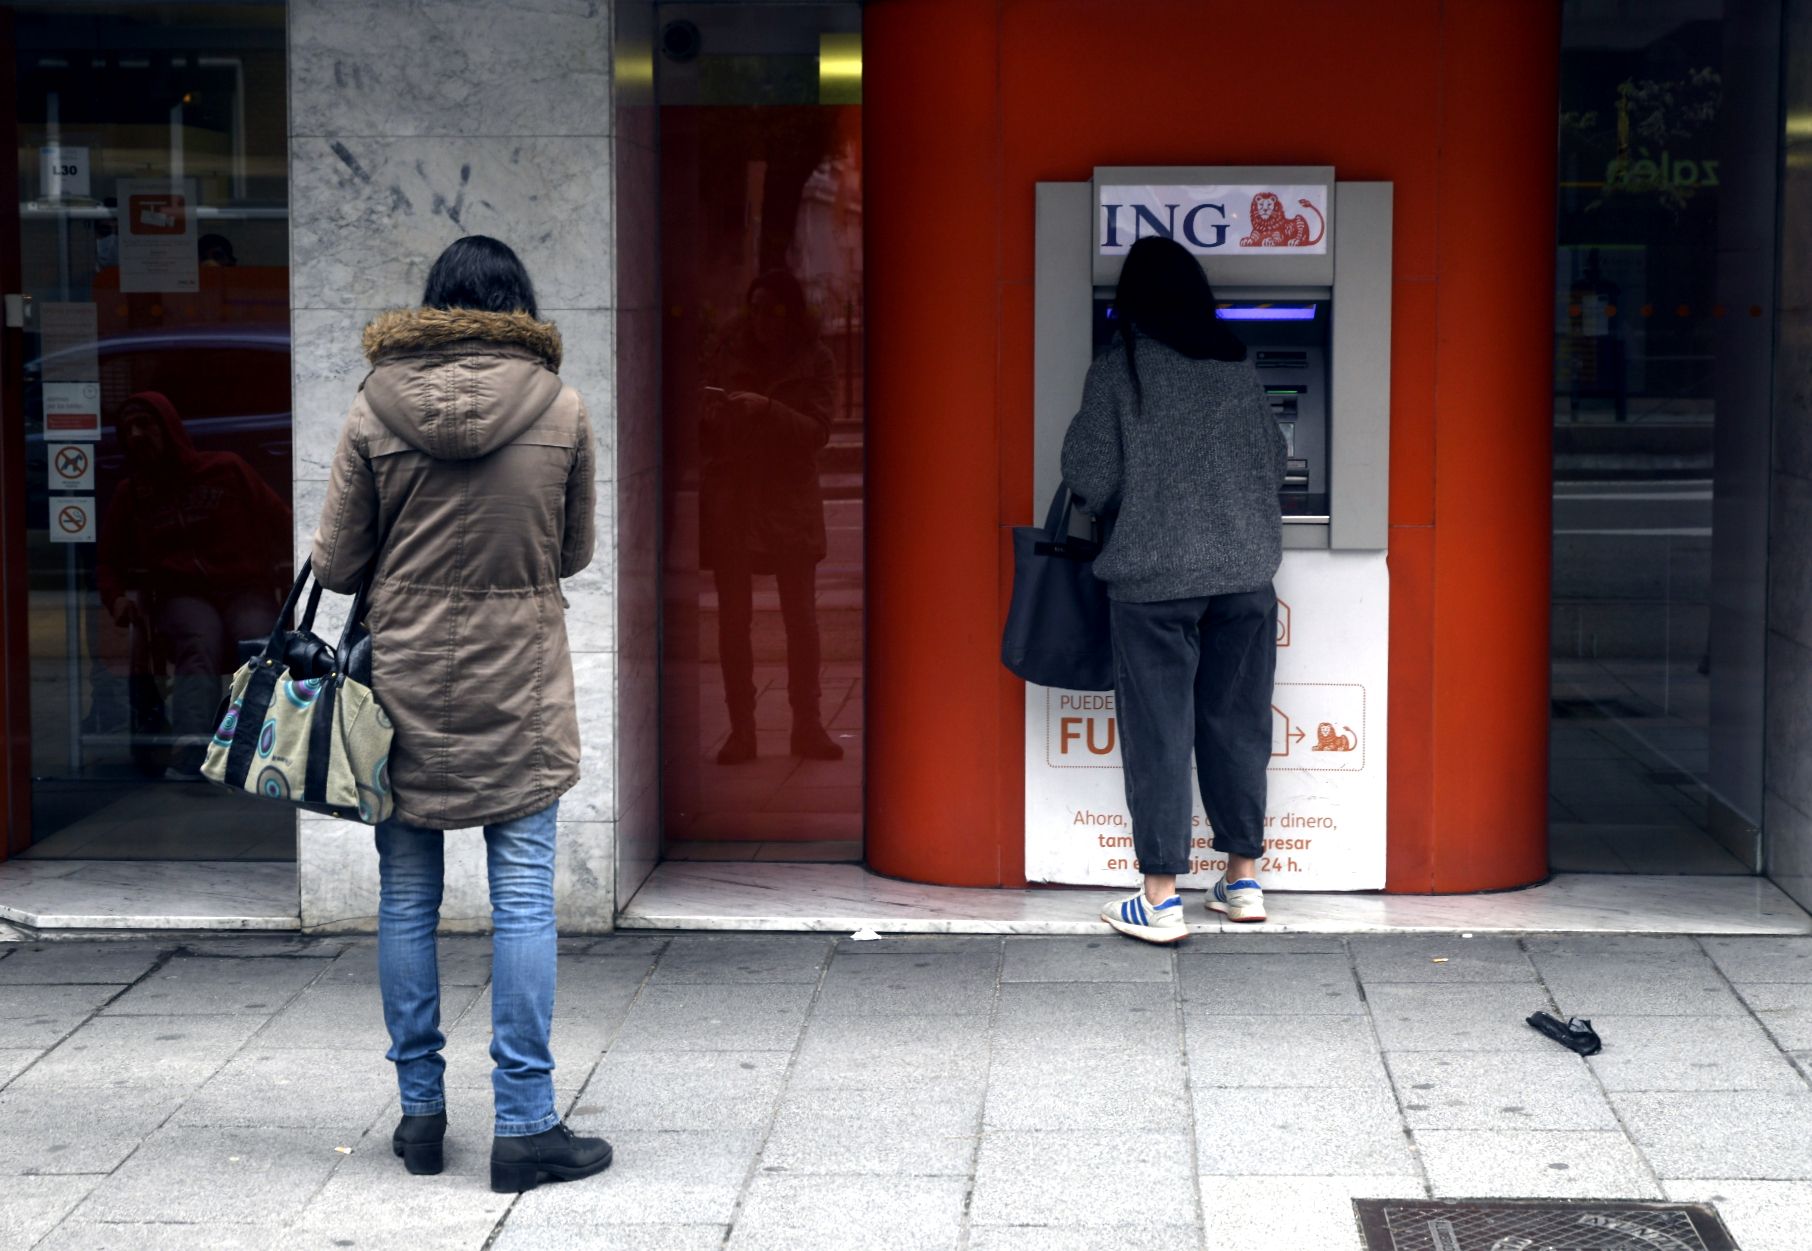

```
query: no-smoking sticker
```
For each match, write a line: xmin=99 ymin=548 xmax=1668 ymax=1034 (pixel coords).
xmin=48 ymin=443 xmax=94 ymax=492
xmin=49 ymin=496 xmax=95 ymax=544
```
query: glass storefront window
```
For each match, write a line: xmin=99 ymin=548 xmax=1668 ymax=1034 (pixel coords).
xmin=3 ymin=2 xmax=293 ymax=860
xmin=1551 ymin=0 xmax=1779 ymax=873
xmin=657 ymin=4 xmax=865 ymax=861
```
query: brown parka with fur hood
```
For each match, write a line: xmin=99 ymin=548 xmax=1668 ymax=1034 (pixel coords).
xmin=312 ymin=307 xmax=595 ymax=829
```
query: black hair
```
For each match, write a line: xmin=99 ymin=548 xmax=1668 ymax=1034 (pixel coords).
xmin=743 ymin=268 xmax=816 ymax=353
xmin=422 ymin=235 xmax=539 ymax=318
xmin=1115 ymin=235 xmax=1246 ymax=397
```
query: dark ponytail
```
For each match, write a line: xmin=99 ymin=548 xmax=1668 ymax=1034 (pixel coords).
xmin=1114 ymin=235 xmax=1246 ymax=398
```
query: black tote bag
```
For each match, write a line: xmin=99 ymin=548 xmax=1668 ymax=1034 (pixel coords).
xmin=1001 ymin=485 xmax=1115 ymax=691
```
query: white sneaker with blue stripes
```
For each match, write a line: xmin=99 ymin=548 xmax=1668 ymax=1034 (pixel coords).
xmin=1207 ymin=875 xmax=1267 ymax=923
xmin=1100 ymin=890 xmax=1188 ymax=944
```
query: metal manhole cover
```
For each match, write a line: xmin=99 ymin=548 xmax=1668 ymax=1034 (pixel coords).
xmin=1353 ymin=1199 xmax=1739 ymax=1251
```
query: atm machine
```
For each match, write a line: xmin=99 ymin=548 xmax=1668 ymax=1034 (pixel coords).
xmin=1026 ymin=167 xmax=1394 ymax=891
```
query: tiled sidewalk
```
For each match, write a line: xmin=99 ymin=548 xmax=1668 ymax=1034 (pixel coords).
xmin=3 ymin=932 xmax=1812 ymax=1249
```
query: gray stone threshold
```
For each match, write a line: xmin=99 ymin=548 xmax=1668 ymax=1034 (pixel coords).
xmin=0 ymin=859 xmax=300 ymax=931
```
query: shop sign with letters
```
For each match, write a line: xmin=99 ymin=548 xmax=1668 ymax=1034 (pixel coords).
xmin=1099 ymin=184 xmax=1330 ymax=256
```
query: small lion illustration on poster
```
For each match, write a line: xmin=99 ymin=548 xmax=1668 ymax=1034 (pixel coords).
xmin=1239 ymin=191 xmax=1325 ymax=248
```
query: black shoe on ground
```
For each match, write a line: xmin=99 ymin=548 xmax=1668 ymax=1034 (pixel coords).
xmin=791 ymin=722 xmax=844 ymax=761
xmin=716 ymin=727 xmax=758 ymax=765
xmin=490 ymin=1122 xmax=613 ymax=1193
xmin=392 ymin=1111 xmax=447 ymax=1175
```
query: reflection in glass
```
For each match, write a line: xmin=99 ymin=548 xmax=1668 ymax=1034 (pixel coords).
xmin=6 ymin=2 xmax=294 ymax=860
xmin=659 ymin=4 xmax=864 ymax=858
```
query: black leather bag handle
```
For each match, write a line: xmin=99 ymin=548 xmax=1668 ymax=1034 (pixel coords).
xmin=260 ymin=559 xmax=317 ymax=664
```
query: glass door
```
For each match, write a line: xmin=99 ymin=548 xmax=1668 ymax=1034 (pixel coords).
xmin=1 ymin=2 xmax=294 ymax=862
xmin=657 ymin=3 xmax=865 ymax=863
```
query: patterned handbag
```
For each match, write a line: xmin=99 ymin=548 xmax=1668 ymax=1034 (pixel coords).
xmin=202 ymin=559 xmax=394 ymax=824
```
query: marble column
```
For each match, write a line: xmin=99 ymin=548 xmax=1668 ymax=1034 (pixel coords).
xmin=287 ymin=0 xmax=619 ymax=932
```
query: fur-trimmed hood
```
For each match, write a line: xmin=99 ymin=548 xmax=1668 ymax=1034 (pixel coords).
xmin=359 ymin=307 xmax=567 ymax=462
xmin=362 ymin=306 xmax=562 ymax=370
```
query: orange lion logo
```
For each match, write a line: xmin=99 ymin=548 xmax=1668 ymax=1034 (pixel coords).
xmin=1312 ymin=722 xmax=1357 ymax=752
xmin=1239 ymin=192 xmax=1325 ymax=248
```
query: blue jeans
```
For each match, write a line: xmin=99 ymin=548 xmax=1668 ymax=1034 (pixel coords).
xmin=374 ymin=802 xmax=561 ymax=1137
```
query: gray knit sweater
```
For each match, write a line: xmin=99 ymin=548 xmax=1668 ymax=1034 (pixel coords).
xmin=1060 ymin=335 xmax=1288 ymax=603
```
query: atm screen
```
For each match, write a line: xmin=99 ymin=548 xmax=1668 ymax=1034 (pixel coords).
xmin=1090 ymin=297 xmax=1330 ymax=520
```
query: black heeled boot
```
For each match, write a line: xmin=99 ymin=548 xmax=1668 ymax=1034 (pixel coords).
xmin=490 ymin=1121 xmax=613 ymax=1193
xmin=392 ymin=1111 xmax=447 ymax=1175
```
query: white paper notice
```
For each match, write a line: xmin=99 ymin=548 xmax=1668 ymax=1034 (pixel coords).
xmin=48 ymin=444 xmax=96 ymax=493
xmin=1025 ymin=549 xmax=1389 ymax=891
xmin=118 ymin=178 xmax=200 ymax=294
xmin=49 ymin=497 xmax=97 ymax=544
xmin=40 ymin=145 xmax=91 ymax=199
xmin=43 ymin=381 xmax=102 ymax=442
xmin=40 ymin=302 xmax=100 ymax=383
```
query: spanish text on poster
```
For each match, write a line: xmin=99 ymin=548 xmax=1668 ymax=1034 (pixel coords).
xmin=40 ymin=302 xmax=100 ymax=383
xmin=1025 ymin=549 xmax=1388 ymax=891
xmin=43 ymin=381 xmax=101 ymax=441
xmin=118 ymin=178 xmax=200 ymax=294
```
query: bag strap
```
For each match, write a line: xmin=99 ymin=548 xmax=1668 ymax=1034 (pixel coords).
xmin=1042 ymin=484 xmax=1075 ymax=540
xmin=261 ymin=560 xmax=316 ymax=663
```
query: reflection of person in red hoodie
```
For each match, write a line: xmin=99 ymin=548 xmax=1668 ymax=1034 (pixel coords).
xmin=96 ymin=391 xmax=291 ymax=774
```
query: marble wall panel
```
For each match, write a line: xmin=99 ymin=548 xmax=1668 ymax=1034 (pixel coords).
xmin=292 ymin=308 xmax=378 ymax=481
xmin=291 ymin=137 xmax=612 ymax=311
xmin=297 ymin=817 xmax=491 ymax=934
xmin=564 ymin=650 xmax=618 ymax=824
xmin=291 ymin=0 xmax=611 ymax=140
xmin=556 ymin=821 xmax=617 ymax=932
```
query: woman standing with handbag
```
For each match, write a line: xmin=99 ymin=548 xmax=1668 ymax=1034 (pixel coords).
xmin=1061 ymin=235 xmax=1290 ymax=944
xmin=313 ymin=236 xmax=611 ymax=1191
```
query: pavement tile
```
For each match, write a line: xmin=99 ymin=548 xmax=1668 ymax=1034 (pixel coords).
xmin=1184 ymin=933 xmax=1349 ymax=953
xmin=1366 ymin=983 xmax=1560 ymax=1052
xmin=177 ymin=937 xmax=347 ymax=959
xmin=32 ymin=1223 xmax=280 ymax=1250
xmin=1192 ymin=1085 xmax=1417 ymax=1176
xmin=575 ymin=1050 xmax=789 ymax=1131
xmin=831 ymin=936 xmax=1003 ymax=958
xmin=1199 ymin=1175 xmax=1426 ymax=1251
xmin=11 ymin=1013 xmax=264 ymax=1092
xmin=814 ymin=951 xmax=999 ymax=1017
xmin=1386 ymin=1051 xmax=1617 ymax=1129
xmin=258 ymin=981 xmax=484 ymax=1051
xmin=493 ymin=1225 xmax=728 ymax=1251
xmin=1179 ymin=954 xmax=1364 ymax=1014
xmin=650 ymin=934 xmax=832 ymax=983
xmin=101 ymin=955 xmax=325 ymax=1016
xmin=0 ymin=1046 xmax=44 ymax=1086
xmin=0 ymin=942 xmax=168 ymax=985
xmin=0 ymin=1173 xmax=101 ymax=1248
xmin=790 ymin=1013 xmax=992 ymax=1091
xmin=292 ymin=1116 xmax=514 ymax=1240
xmin=77 ymin=1126 xmax=348 ymax=1225
xmin=985 ymin=1044 xmax=1188 ymax=1130
xmin=969 ymin=1228 xmax=1201 ymax=1251
xmin=971 ymin=1131 xmax=1197 ymax=1229
xmin=1185 ymin=1013 xmax=1392 ymax=1089
xmin=1527 ymin=941 xmax=1750 ymax=1016
xmin=1415 ymin=1128 xmax=1660 ymax=1198
xmin=1583 ymin=1014 xmax=1807 ymax=1091
xmin=1700 ymin=937 xmax=1812 ymax=983
xmin=504 ymin=1130 xmax=759 ymax=1226
xmin=726 ymin=1174 xmax=969 ymax=1250
xmin=319 ymin=938 xmax=496 ymax=987
xmin=173 ymin=1047 xmax=399 ymax=1129
xmin=0 ymin=983 xmax=126 ymax=1047
xmin=1350 ymin=936 xmax=1537 ymax=983
xmin=0 ymin=1085 xmax=184 ymax=1174
xmin=1732 ymin=982 xmax=1812 ymax=1050
xmin=1664 ymin=1180 xmax=1812 ymax=1251
xmin=758 ymin=1084 xmax=980 ymax=1175
xmin=1613 ymin=1090 xmax=1812 ymax=1180
xmin=1001 ymin=936 xmax=1175 ymax=982
xmin=993 ymin=983 xmax=1178 ymax=1051
xmin=580 ymin=935 xmax=673 ymax=958
xmin=609 ymin=983 xmax=816 ymax=1052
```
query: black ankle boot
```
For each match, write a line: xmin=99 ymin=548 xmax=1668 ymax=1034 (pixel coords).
xmin=716 ymin=726 xmax=757 ymax=765
xmin=791 ymin=721 xmax=844 ymax=761
xmin=392 ymin=1111 xmax=446 ymax=1176
xmin=490 ymin=1122 xmax=613 ymax=1193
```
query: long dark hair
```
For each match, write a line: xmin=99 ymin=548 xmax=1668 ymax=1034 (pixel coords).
xmin=1115 ymin=235 xmax=1246 ymax=396
xmin=422 ymin=235 xmax=539 ymax=318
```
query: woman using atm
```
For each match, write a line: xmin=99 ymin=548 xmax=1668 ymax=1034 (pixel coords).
xmin=1060 ymin=235 xmax=1289 ymax=943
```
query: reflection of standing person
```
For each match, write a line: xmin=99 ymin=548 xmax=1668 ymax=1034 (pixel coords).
xmin=702 ymin=269 xmax=842 ymax=764
xmin=1062 ymin=237 xmax=1288 ymax=943
xmin=96 ymin=391 xmax=290 ymax=775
